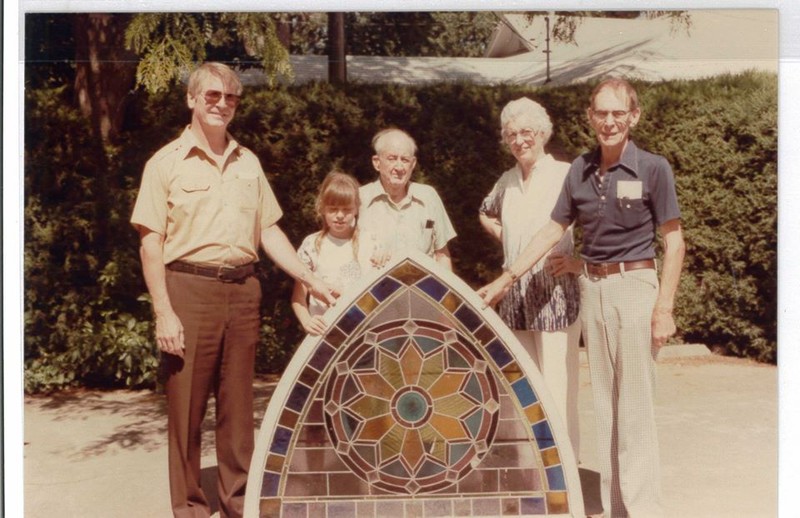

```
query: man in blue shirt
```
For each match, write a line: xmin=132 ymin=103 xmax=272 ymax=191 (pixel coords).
xmin=480 ymin=78 xmax=685 ymax=517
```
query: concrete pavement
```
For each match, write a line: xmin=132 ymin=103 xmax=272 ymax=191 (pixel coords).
xmin=23 ymin=350 xmax=777 ymax=517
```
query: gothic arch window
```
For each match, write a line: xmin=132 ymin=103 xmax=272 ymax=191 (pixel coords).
xmin=245 ymin=252 xmax=583 ymax=517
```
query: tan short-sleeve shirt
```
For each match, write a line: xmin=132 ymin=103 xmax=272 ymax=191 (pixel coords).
xmin=131 ymin=127 xmax=282 ymax=266
xmin=358 ymin=180 xmax=456 ymax=257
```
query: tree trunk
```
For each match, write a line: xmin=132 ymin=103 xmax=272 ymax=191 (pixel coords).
xmin=327 ymin=13 xmax=347 ymax=84
xmin=73 ymin=13 xmax=137 ymax=145
xmin=276 ymin=18 xmax=291 ymax=50
xmin=73 ymin=13 xmax=138 ymax=260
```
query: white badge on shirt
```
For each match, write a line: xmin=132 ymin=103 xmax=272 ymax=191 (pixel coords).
xmin=617 ymin=180 xmax=643 ymax=199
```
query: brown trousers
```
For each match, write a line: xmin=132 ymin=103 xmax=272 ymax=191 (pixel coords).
xmin=163 ymin=270 xmax=261 ymax=518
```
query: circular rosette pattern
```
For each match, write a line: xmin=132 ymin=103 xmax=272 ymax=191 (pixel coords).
xmin=323 ymin=319 xmax=500 ymax=494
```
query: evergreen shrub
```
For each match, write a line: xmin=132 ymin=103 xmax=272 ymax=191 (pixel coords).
xmin=23 ymin=71 xmax=777 ymax=392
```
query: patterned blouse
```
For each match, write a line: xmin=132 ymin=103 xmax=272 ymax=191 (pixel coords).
xmin=479 ymin=156 xmax=580 ymax=332
xmin=297 ymin=232 xmax=369 ymax=317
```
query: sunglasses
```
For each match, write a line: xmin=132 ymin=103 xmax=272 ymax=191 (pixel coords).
xmin=202 ymin=90 xmax=241 ymax=108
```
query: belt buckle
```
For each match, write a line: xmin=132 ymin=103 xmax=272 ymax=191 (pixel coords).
xmin=217 ymin=264 xmax=237 ymax=282
xmin=598 ymin=263 xmax=609 ymax=278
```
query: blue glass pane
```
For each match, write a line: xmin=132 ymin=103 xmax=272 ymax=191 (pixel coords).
xmin=370 ymin=277 xmax=403 ymax=302
xmin=532 ymin=421 xmax=556 ymax=450
xmin=511 ymin=378 xmax=538 ymax=408
xmin=270 ymin=426 xmax=293 ymax=455
xmin=260 ymin=472 xmax=281 ymax=497
xmin=384 ymin=459 xmax=410 ymax=477
xmin=449 ymin=442 xmax=470 ymax=464
xmin=485 ymin=339 xmax=513 ymax=368
xmin=286 ymin=383 xmax=311 ymax=413
xmin=454 ymin=305 xmax=482 ymax=332
xmin=414 ymin=336 xmax=442 ymax=354
xmin=415 ymin=276 xmax=449 ymax=301
xmin=418 ymin=459 xmax=446 ymax=477
xmin=396 ymin=391 xmax=429 ymax=423
xmin=520 ymin=497 xmax=546 ymax=514
xmin=337 ymin=306 xmax=366 ymax=334
xmin=546 ymin=465 xmax=566 ymax=490
xmin=447 ymin=347 xmax=471 ymax=370
xmin=379 ymin=336 xmax=407 ymax=355
xmin=463 ymin=373 xmax=482 ymax=402
xmin=464 ymin=408 xmax=483 ymax=438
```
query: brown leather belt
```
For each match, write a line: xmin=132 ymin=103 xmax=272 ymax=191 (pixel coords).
xmin=585 ymin=258 xmax=656 ymax=278
xmin=167 ymin=261 xmax=257 ymax=283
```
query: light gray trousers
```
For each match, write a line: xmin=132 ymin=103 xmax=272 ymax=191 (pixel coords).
xmin=579 ymin=268 xmax=663 ymax=518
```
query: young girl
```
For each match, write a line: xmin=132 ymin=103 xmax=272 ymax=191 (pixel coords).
xmin=292 ymin=171 xmax=370 ymax=335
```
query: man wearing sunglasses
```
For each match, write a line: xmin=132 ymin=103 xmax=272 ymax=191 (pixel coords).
xmin=480 ymin=78 xmax=685 ymax=517
xmin=131 ymin=62 xmax=336 ymax=518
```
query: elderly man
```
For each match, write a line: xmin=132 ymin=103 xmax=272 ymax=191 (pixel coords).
xmin=359 ymin=128 xmax=456 ymax=269
xmin=131 ymin=62 xmax=334 ymax=518
xmin=480 ymin=78 xmax=685 ymax=517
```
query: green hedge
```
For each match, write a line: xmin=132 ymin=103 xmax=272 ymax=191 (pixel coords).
xmin=23 ymin=71 xmax=777 ymax=392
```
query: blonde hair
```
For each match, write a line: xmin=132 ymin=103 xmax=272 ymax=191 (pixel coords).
xmin=314 ymin=171 xmax=361 ymax=258
xmin=187 ymin=62 xmax=243 ymax=97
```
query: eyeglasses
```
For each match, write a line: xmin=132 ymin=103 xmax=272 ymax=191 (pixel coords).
xmin=590 ymin=109 xmax=631 ymax=122
xmin=503 ymin=128 xmax=538 ymax=145
xmin=202 ymin=90 xmax=241 ymax=108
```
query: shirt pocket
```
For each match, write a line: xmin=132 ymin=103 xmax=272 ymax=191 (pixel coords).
xmin=180 ymin=178 xmax=211 ymax=194
xmin=175 ymin=178 xmax=211 ymax=214
xmin=613 ymin=196 xmax=648 ymax=229
xmin=420 ymin=220 xmax=435 ymax=253
xmin=235 ymin=178 xmax=259 ymax=211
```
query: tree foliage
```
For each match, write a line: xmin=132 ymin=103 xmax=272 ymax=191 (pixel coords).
xmin=345 ymin=12 xmax=499 ymax=57
xmin=427 ymin=12 xmax=500 ymax=56
xmin=24 ymin=14 xmax=75 ymax=89
xmin=24 ymin=85 xmax=158 ymax=392
xmin=523 ymin=11 xmax=692 ymax=48
xmin=279 ymin=11 xmax=690 ymax=58
xmin=276 ymin=12 xmax=498 ymax=58
xmin=124 ymin=13 xmax=292 ymax=94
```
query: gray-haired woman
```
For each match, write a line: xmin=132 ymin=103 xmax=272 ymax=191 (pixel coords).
xmin=479 ymin=97 xmax=583 ymax=461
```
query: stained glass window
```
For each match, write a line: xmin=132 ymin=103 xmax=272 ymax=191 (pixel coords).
xmin=245 ymin=252 xmax=583 ymax=517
